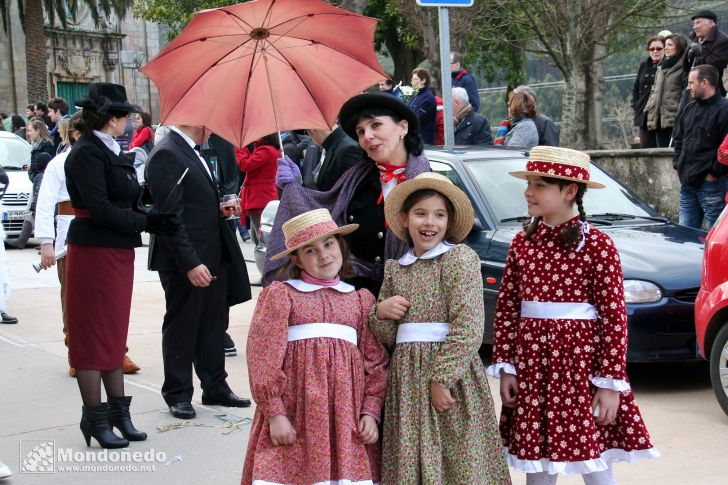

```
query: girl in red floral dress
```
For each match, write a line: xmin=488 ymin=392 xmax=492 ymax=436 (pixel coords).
xmin=487 ymin=146 xmax=660 ymax=485
xmin=242 ymin=208 xmax=389 ymax=485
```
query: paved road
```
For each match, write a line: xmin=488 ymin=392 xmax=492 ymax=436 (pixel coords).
xmin=0 ymin=238 xmax=725 ymax=484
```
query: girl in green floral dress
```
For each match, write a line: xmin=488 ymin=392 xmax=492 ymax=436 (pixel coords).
xmin=369 ymin=172 xmax=510 ymax=484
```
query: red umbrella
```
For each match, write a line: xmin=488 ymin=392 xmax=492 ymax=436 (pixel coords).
xmin=140 ymin=0 xmax=387 ymax=148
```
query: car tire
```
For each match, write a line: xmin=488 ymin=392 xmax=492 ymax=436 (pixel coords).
xmin=709 ymin=323 xmax=728 ymax=416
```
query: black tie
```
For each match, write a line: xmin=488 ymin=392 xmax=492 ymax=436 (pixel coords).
xmin=194 ymin=144 xmax=215 ymax=180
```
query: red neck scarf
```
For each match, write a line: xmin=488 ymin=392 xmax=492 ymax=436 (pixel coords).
xmin=376 ymin=162 xmax=407 ymax=205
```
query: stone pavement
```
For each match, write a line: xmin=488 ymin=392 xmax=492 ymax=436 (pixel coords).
xmin=0 ymin=237 xmax=726 ymax=484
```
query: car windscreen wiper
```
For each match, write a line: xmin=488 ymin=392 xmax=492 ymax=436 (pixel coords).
xmin=589 ymin=212 xmax=667 ymax=223
xmin=500 ymin=216 xmax=532 ymax=223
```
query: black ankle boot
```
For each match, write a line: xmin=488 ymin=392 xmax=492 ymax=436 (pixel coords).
xmin=108 ymin=396 xmax=147 ymax=441
xmin=80 ymin=404 xmax=129 ymax=448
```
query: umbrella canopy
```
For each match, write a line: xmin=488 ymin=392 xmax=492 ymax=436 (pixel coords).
xmin=140 ymin=0 xmax=387 ymax=148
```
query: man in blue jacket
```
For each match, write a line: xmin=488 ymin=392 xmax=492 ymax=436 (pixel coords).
xmin=450 ymin=51 xmax=480 ymax=112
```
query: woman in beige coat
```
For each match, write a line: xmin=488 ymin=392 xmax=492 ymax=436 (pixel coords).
xmin=645 ymin=34 xmax=688 ymax=147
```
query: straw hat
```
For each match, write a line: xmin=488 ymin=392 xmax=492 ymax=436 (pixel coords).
xmin=509 ymin=146 xmax=605 ymax=189
xmin=270 ymin=208 xmax=358 ymax=261
xmin=384 ymin=172 xmax=474 ymax=243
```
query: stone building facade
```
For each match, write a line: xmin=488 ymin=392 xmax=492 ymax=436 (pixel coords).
xmin=0 ymin=2 xmax=163 ymax=120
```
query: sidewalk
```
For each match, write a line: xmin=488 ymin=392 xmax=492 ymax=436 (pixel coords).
xmin=0 ymin=238 xmax=260 ymax=484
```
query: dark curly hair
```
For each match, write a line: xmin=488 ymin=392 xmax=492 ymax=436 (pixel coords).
xmin=76 ymin=107 xmax=130 ymax=138
xmin=348 ymin=107 xmax=423 ymax=157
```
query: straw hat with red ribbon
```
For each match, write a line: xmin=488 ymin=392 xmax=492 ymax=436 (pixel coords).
xmin=270 ymin=209 xmax=358 ymax=261
xmin=509 ymin=146 xmax=605 ymax=189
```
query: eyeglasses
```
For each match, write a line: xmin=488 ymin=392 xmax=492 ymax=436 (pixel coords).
xmin=648 ymin=47 xmax=664 ymax=52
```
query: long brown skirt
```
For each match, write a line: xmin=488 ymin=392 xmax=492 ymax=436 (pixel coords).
xmin=66 ymin=243 xmax=135 ymax=371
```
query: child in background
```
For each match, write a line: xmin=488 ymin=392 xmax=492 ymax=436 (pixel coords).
xmin=488 ymin=146 xmax=659 ymax=485
xmin=242 ymin=208 xmax=389 ymax=485
xmin=370 ymin=172 xmax=511 ymax=484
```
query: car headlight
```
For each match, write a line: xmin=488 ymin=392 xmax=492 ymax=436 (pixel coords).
xmin=623 ymin=280 xmax=662 ymax=303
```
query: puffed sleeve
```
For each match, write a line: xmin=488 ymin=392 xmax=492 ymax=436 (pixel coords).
xmin=487 ymin=235 xmax=523 ymax=378
xmin=590 ymin=233 xmax=630 ymax=391
xmin=357 ymin=289 xmax=389 ymax=422
xmin=368 ymin=259 xmax=399 ymax=352
xmin=246 ymin=282 xmax=292 ymax=418
xmin=431 ymin=245 xmax=484 ymax=388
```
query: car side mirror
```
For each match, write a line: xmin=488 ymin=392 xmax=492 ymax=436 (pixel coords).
xmin=471 ymin=217 xmax=484 ymax=233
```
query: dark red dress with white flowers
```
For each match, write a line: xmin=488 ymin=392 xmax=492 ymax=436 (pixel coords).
xmin=488 ymin=217 xmax=659 ymax=475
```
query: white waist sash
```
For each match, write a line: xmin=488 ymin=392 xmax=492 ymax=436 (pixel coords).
xmin=287 ymin=323 xmax=357 ymax=346
xmin=521 ymin=301 xmax=598 ymax=320
xmin=396 ymin=322 xmax=449 ymax=344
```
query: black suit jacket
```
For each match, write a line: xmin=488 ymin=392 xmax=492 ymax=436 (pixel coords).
xmin=207 ymin=134 xmax=239 ymax=196
xmin=145 ymin=131 xmax=251 ymax=306
xmin=315 ymin=128 xmax=363 ymax=191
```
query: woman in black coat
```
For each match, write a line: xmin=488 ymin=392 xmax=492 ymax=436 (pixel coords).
xmin=409 ymin=67 xmax=437 ymax=145
xmin=64 ymin=83 xmax=176 ymax=449
xmin=632 ymin=36 xmax=665 ymax=148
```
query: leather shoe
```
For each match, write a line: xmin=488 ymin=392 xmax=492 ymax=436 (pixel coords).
xmin=1 ymin=311 xmax=18 ymax=324
xmin=122 ymin=354 xmax=140 ymax=374
xmin=201 ymin=391 xmax=251 ymax=408
xmin=169 ymin=402 xmax=196 ymax=419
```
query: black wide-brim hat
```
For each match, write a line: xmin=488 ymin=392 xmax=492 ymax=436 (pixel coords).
xmin=338 ymin=92 xmax=419 ymax=140
xmin=75 ymin=83 xmax=142 ymax=114
xmin=691 ymin=10 xmax=718 ymax=22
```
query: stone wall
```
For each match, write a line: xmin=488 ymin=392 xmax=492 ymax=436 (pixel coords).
xmin=586 ymin=148 xmax=679 ymax=221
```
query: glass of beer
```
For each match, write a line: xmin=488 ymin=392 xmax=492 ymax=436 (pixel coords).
xmin=220 ymin=194 xmax=240 ymax=220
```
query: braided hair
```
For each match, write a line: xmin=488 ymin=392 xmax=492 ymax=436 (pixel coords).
xmin=524 ymin=176 xmax=588 ymax=247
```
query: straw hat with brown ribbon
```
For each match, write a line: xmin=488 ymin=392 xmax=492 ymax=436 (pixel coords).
xmin=384 ymin=172 xmax=474 ymax=243
xmin=509 ymin=146 xmax=605 ymax=189
xmin=270 ymin=208 xmax=358 ymax=261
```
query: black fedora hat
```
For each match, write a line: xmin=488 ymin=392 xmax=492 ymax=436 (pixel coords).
xmin=75 ymin=83 xmax=142 ymax=114
xmin=338 ymin=92 xmax=419 ymax=140
xmin=691 ymin=10 xmax=718 ymax=23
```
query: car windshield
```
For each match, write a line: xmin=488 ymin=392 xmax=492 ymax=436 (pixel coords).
xmin=465 ymin=159 xmax=655 ymax=223
xmin=0 ymin=136 xmax=31 ymax=169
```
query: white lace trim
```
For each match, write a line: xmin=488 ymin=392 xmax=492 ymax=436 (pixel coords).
xmin=486 ymin=362 xmax=517 ymax=378
xmin=398 ymin=241 xmax=455 ymax=266
xmin=284 ymin=279 xmax=355 ymax=293
xmin=591 ymin=376 xmax=631 ymax=392
xmin=506 ymin=447 xmax=660 ymax=475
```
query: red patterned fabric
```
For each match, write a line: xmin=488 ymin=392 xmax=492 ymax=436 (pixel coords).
xmin=526 ymin=160 xmax=590 ymax=182
xmin=285 ymin=220 xmax=338 ymax=248
xmin=492 ymin=217 xmax=656 ymax=469
xmin=242 ymin=282 xmax=389 ymax=484
xmin=376 ymin=162 xmax=408 ymax=184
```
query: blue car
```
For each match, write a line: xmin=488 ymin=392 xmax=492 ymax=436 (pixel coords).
xmin=257 ymin=146 xmax=705 ymax=362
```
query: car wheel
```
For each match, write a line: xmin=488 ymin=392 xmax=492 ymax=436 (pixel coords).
xmin=709 ymin=323 xmax=728 ymax=416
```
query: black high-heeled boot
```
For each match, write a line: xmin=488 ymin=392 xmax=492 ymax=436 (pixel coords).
xmin=80 ymin=404 xmax=129 ymax=448
xmin=108 ymin=396 xmax=147 ymax=441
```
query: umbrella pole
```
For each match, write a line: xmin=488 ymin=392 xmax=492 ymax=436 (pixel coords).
xmin=262 ymin=53 xmax=285 ymax=151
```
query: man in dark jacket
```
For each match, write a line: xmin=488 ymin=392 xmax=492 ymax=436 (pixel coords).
xmin=304 ymin=126 xmax=363 ymax=191
xmin=683 ymin=10 xmax=728 ymax=95
xmin=672 ymin=65 xmax=728 ymax=229
xmin=452 ymin=87 xmax=492 ymax=145
xmin=513 ymin=85 xmax=560 ymax=146
xmin=450 ymin=51 xmax=480 ymax=112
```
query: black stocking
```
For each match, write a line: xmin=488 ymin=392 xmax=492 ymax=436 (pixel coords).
xmin=101 ymin=368 xmax=124 ymax=399
xmin=76 ymin=370 xmax=102 ymax=407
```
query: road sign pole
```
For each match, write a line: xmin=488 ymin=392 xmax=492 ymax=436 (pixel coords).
xmin=439 ymin=7 xmax=455 ymax=151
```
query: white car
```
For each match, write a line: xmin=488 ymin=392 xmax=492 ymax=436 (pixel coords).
xmin=0 ymin=131 xmax=33 ymax=237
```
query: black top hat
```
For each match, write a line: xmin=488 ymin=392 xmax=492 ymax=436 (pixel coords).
xmin=691 ymin=10 xmax=718 ymax=23
xmin=338 ymin=92 xmax=419 ymax=140
xmin=75 ymin=83 xmax=142 ymax=114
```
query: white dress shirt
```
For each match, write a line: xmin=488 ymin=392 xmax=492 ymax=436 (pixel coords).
xmin=170 ymin=126 xmax=212 ymax=180
xmin=35 ymin=150 xmax=73 ymax=256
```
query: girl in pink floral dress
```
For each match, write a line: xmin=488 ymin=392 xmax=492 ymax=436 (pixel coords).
xmin=488 ymin=147 xmax=660 ymax=485
xmin=242 ymin=208 xmax=389 ymax=485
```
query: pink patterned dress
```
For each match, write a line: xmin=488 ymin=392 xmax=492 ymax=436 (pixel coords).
xmin=488 ymin=216 xmax=660 ymax=475
xmin=242 ymin=279 xmax=389 ymax=485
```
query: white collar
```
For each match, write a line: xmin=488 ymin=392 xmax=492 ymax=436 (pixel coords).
xmin=170 ymin=126 xmax=198 ymax=149
xmin=93 ymin=130 xmax=121 ymax=155
xmin=284 ymin=279 xmax=356 ymax=293
xmin=398 ymin=241 xmax=455 ymax=266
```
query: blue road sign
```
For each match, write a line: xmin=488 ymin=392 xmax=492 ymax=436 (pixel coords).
xmin=416 ymin=0 xmax=474 ymax=6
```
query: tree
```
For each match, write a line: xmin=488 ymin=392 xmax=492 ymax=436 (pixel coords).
xmin=482 ymin=0 xmax=669 ymax=149
xmin=0 ymin=0 xmax=134 ymax=103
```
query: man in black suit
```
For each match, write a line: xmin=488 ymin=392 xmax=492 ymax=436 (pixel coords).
xmin=145 ymin=125 xmax=252 ymax=419
xmin=304 ymin=126 xmax=363 ymax=191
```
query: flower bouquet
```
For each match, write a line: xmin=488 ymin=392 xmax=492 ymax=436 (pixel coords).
xmin=395 ymin=82 xmax=417 ymax=103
